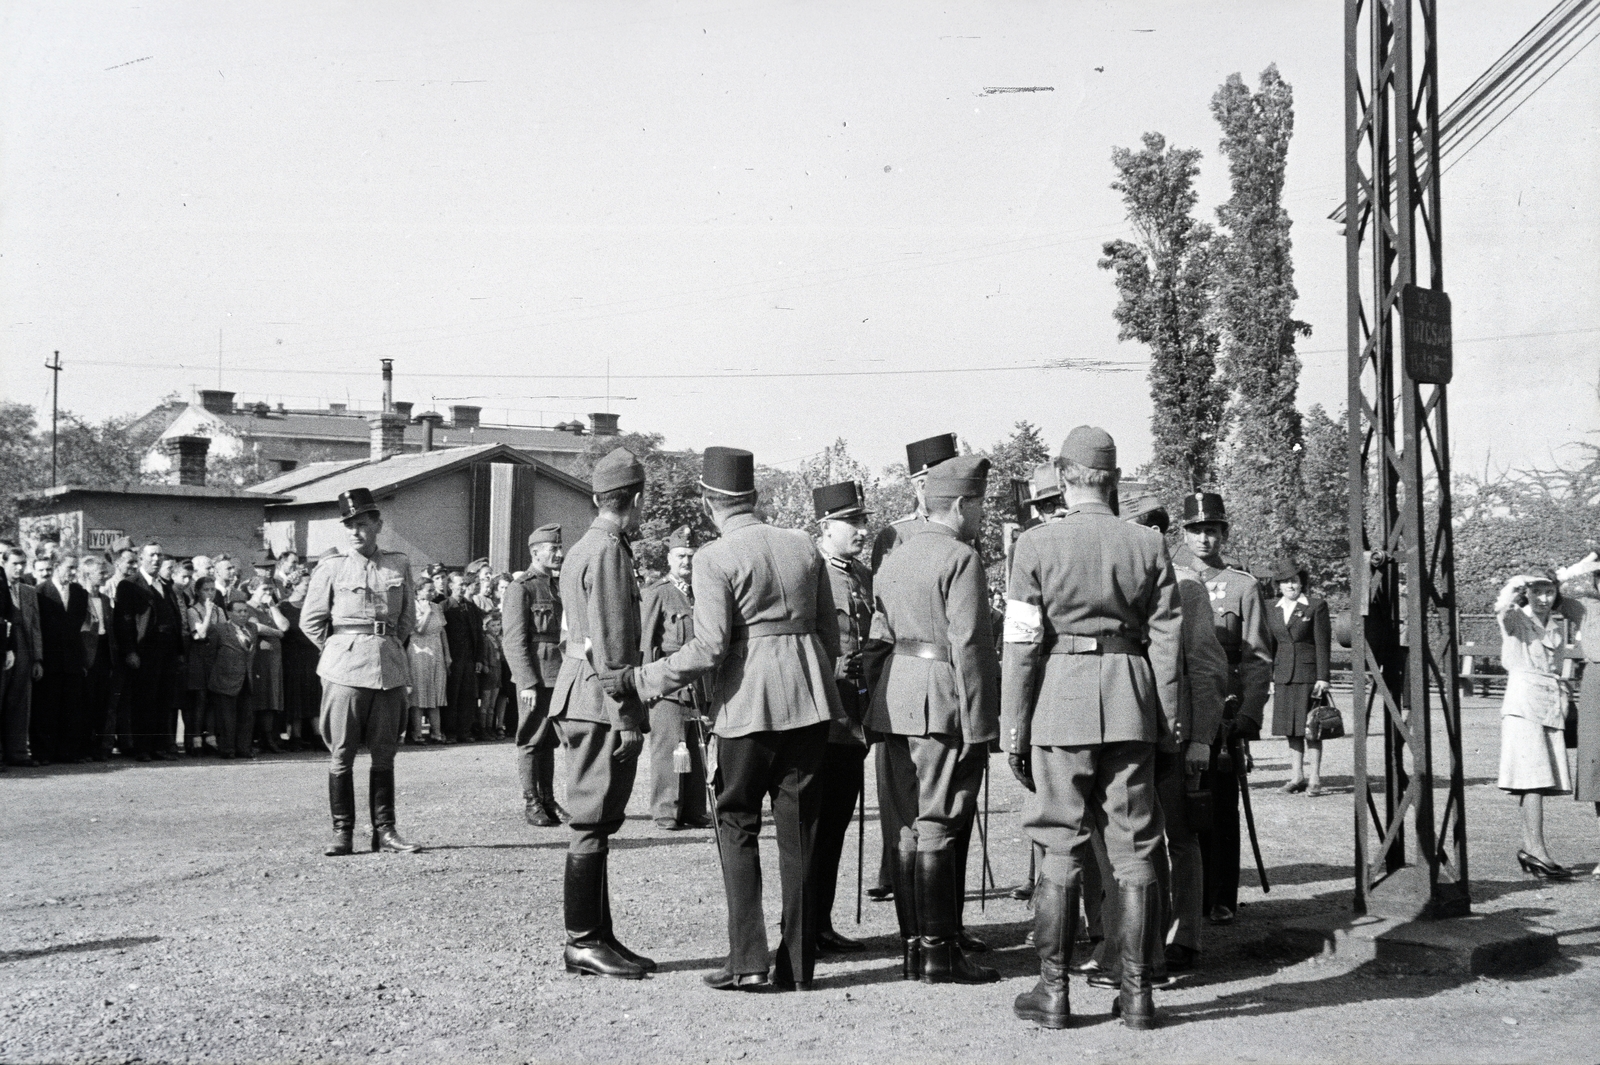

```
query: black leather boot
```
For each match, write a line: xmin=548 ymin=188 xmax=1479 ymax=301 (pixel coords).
xmin=1113 ymin=881 xmax=1160 ymax=1030
xmin=563 ymin=853 xmax=646 ymax=979
xmin=324 ymin=773 xmax=355 ymax=857
xmin=538 ymin=747 xmax=569 ymax=822
xmin=601 ymin=861 xmax=656 ymax=972
xmin=916 ymin=850 xmax=999 ymax=985
xmin=523 ymin=756 xmax=559 ymax=827
xmin=1014 ymin=870 xmax=1078 ymax=1028
xmin=369 ymin=768 xmax=422 ymax=853
xmin=891 ymin=847 xmax=920 ymax=981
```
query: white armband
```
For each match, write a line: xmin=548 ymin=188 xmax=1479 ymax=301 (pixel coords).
xmin=1003 ymin=599 xmax=1044 ymax=644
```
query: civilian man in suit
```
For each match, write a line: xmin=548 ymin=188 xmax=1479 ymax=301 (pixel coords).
xmin=4 ymin=547 xmax=45 ymax=766
xmin=501 ymin=524 xmax=569 ymax=827
xmin=862 ymin=455 xmax=1000 ymax=986
xmin=640 ymin=525 xmax=712 ymax=831
xmin=442 ymin=571 xmax=485 ymax=742
xmin=36 ymin=554 xmax=91 ymax=763
xmin=1003 ymin=427 xmax=1183 ymax=1030
xmin=113 ymin=542 xmax=188 ymax=762
xmin=0 ymin=557 xmax=15 ymax=771
xmin=616 ymin=447 xmax=844 ymax=992
xmin=77 ymin=555 xmax=116 ymax=763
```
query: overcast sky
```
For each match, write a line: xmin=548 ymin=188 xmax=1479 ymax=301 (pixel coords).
xmin=3 ymin=1 xmax=1596 ymax=476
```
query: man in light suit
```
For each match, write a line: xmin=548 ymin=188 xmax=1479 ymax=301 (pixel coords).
xmin=612 ymin=446 xmax=844 ymax=992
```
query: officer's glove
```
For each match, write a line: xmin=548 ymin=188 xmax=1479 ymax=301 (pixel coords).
xmin=599 ymin=666 xmax=638 ymax=700
xmin=1008 ymin=751 xmax=1035 ymax=793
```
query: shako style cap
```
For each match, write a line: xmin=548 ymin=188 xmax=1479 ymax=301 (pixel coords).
xmin=700 ymin=446 xmax=755 ymax=495
xmin=667 ymin=525 xmax=696 ymax=551
xmin=813 ymin=481 xmax=870 ymax=521
xmin=527 ymin=523 xmax=562 ymax=547
xmin=1059 ymin=426 xmax=1117 ymax=471
xmin=338 ymin=487 xmax=381 ymax=522
xmin=905 ymin=433 xmax=959 ymax=476
xmin=925 ymin=454 xmax=990 ymax=497
xmin=1026 ymin=463 xmax=1063 ymax=504
xmin=1180 ymin=492 xmax=1229 ymax=528
xmin=591 ymin=447 xmax=646 ymax=494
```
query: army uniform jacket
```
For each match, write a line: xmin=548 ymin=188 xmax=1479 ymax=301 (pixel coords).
xmin=822 ymin=552 xmax=873 ymax=746
xmin=869 ymin=513 xmax=925 ymax=574
xmin=501 ymin=571 xmax=563 ymax=692
xmin=1001 ymin=501 xmax=1182 ymax=750
xmin=640 ymin=576 xmax=705 ymax=708
xmin=637 ymin=512 xmax=844 ymax=739
xmin=863 ymin=523 xmax=998 ymax=745
xmin=1174 ymin=571 xmax=1232 ymax=752
xmin=1172 ymin=547 xmax=1272 ymax=732
xmin=300 ymin=548 xmax=416 ymax=690
xmin=552 ymin=516 xmax=647 ymax=731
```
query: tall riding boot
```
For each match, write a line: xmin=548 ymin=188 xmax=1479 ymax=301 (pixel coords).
xmin=370 ymin=768 xmax=422 ymax=853
xmin=952 ymin=818 xmax=988 ymax=952
xmin=891 ymin=846 xmax=921 ymax=980
xmin=521 ymin=747 xmax=558 ymax=826
xmin=538 ymin=746 xmax=569 ymax=822
xmin=1113 ymin=881 xmax=1161 ymax=1030
xmin=1013 ymin=871 xmax=1079 ymax=1028
xmin=324 ymin=773 xmax=356 ymax=856
xmin=601 ymin=858 xmax=657 ymax=972
xmin=563 ymin=853 xmax=646 ymax=979
xmin=916 ymin=850 xmax=999 ymax=985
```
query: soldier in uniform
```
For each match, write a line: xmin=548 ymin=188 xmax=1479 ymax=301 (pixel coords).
xmin=862 ymin=455 xmax=1000 ymax=985
xmin=810 ymin=481 xmax=873 ymax=954
xmin=501 ymin=524 xmax=569 ymax=827
xmin=611 ymin=447 xmax=844 ymax=992
xmin=867 ymin=431 xmax=959 ymax=901
xmin=640 ymin=525 xmax=712 ymax=831
xmin=550 ymin=449 xmax=654 ymax=980
xmin=1172 ymin=492 xmax=1272 ymax=927
xmin=1002 ymin=427 xmax=1182 ymax=1030
xmin=300 ymin=488 xmax=422 ymax=857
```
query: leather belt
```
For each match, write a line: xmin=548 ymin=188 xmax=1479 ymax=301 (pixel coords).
xmin=333 ymin=621 xmax=391 ymax=636
xmin=1049 ymin=632 xmax=1146 ymax=656
xmin=894 ymin=638 xmax=950 ymax=661
xmin=731 ymin=618 xmax=813 ymax=642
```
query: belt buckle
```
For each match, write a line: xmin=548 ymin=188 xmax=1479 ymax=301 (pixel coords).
xmin=372 ymin=620 xmax=389 ymax=636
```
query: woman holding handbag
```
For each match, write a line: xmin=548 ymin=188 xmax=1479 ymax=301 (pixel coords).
xmin=1266 ymin=560 xmax=1332 ymax=796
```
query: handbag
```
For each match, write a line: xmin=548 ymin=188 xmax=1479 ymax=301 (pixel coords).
xmin=1307 ymin=690 xmax=1346 ymax=741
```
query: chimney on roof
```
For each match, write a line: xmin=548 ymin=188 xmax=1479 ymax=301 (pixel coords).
xmin=381 ymin=358 xmax=394 ymax=411
xmin=369 ymin=412 xmax=407 ymax=461
xmin=417 ymin=411 xmax=445 ymax=452
xmin=392 ymin=401 xmax=414 ymax=420
xmin=450 ymin=405 xmax=481 ymax=430
xmin=199 ymin=390 xmax=235 ymax=415
xmin=589 ymin=412 xmax=620 ymax=437
xmin=329 ymin=402 xmax=347 ymax=413
xmin=161 ymin=435 xmax=211 ymax=487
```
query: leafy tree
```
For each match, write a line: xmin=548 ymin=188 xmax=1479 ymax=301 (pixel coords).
xmin=1100 ymin=133 xmax=1226 ymax=505
xmin=576 ymin=431 xmax=715 ymax=572
xmin=1297 ymin=404 xmax=1350 ymax=600
xmin=760 ymin=439 xmax=877 ymax=532
xmin=1210 ymin=66 xmax=1312 ymax=565
xmin=0 ymin=400 xmax=157 ymax=537
xmin=978 ymin=421 xmax=1052 ymax=585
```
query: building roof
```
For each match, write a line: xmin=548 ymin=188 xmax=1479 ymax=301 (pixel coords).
xmin=248 ymin=459 xmax=369 ymax=495
xmin=256 ymin=442 xmax=592 ymax=507
xmin=17 ymin=482 xmax=292 ymax=506
xmin=202 ymin=409 xmax=590 ymax=454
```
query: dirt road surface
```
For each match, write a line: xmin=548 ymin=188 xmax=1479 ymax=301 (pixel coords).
xmin=4 ymin=696 xmax=1598 ymax=1064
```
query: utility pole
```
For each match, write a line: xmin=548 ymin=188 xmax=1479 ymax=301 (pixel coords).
xmin=45 ymin=350 xmax=63 ymax=487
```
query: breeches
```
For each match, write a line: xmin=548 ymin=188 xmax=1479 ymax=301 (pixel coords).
xmin=1025 ymin=740 xmax=1163 ymax=889
xmin=555 ymin=718 xmax=638 ymax=854
xmin=321 ymin=683 xmax=405 ymax=775
xmin=879 ymin=733 xmax=987 ymax=852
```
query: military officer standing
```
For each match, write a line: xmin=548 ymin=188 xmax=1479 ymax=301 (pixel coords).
xmin=810 ymin=481 xmax=874 ymax=954
xmin=640 ymin=525 xmax=712 ymax=831
xmin=862 ymin=455 xmax=1000 ymax=986
xmin=1173 ymin=493 xmax=1272 ymax=927
xmin=1002 ymin=427 xmax=1182 ymax=1030
xmin=867 ymin=431 xmax=959 ymax=902
xmin=300 ymin=488 xmax=421 ymax=857
xmin=611 ymin=447 xmax=843 ymax=992
xmin=550 ymin=449 xmax=654 ymax=979
xmin=501 ymin=523 xmax=569 ymax=827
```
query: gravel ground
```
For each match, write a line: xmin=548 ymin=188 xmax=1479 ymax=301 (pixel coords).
xmin=3 ymin=695 xmax=1598 ymax=1064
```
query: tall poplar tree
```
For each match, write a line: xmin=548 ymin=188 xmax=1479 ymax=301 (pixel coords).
xmin=1100 ymin=133 xmax=1225 ymax=503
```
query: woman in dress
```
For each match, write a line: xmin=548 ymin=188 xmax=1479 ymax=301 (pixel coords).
xmin=244 ymin=580 xmax=290 ymax=754
xmin=184 ymin=575 xmax=219 ymax=755
xmin=471 ymin=567 xmax=506 ymax=740
xmin=1266 ymin=560 xmax=1332 ymax=796
xmin=1495 ymin=570 xmax=1576 ymax=879
xmin=406 ymin=575 xmax=451 ymax=744
xmin=1558 ymin=552 xmax=1600 ymax=878
xmin=277 ymin=567 xmax=324 ymax=752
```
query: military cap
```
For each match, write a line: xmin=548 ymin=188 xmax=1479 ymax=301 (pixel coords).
xmin=1025 ymin=463 xmax=1062 ymax=504
xmin=338 ymin=487 xmax=381 ymax=522
xmin=1180 ymin=491 xmax=1229 ymax=528
xmin=905 ymin=433 xmax=959 ymax=476
xmin=591 ymin=447 xmax=646 ymax=494
xmin=667 ymin=525 xmax=696 ymax=552
xmin=701 ymin=446 xmax=755 ymax=495
xmin=813 ymin=480 xmax=870 ymax=521
xmin=1059 ymin=425 xmax=1117 ymax=471
xmin=925 ymin=454 xmax=990 ymax=497
xmin=527 ymin=523 xmax=562 ymax=547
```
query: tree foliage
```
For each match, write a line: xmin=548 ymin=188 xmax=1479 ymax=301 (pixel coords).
xmin=1296 ymin=404 xmax=1350 ymax=600
xmin=977 ymin=421 xmax=1052 ymax=584
xmin=1100 ymin=133 xmax=1226 ymax=503
xmin=0 ymin=400 xmax=163 ymax=538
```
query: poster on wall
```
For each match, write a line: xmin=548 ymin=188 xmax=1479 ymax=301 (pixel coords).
xmin=18 ymin=512 xmax=84 ymax=557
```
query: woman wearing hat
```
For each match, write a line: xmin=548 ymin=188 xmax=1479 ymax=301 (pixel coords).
xmin=1494 ymin=570 xmax=1577 ymax=879
xmin=1265 ymin=561 xmax=1332 ymax=795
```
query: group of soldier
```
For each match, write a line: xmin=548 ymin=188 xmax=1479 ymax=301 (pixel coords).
xmin=297 ymin=424 xmax=1272 ymax=1030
